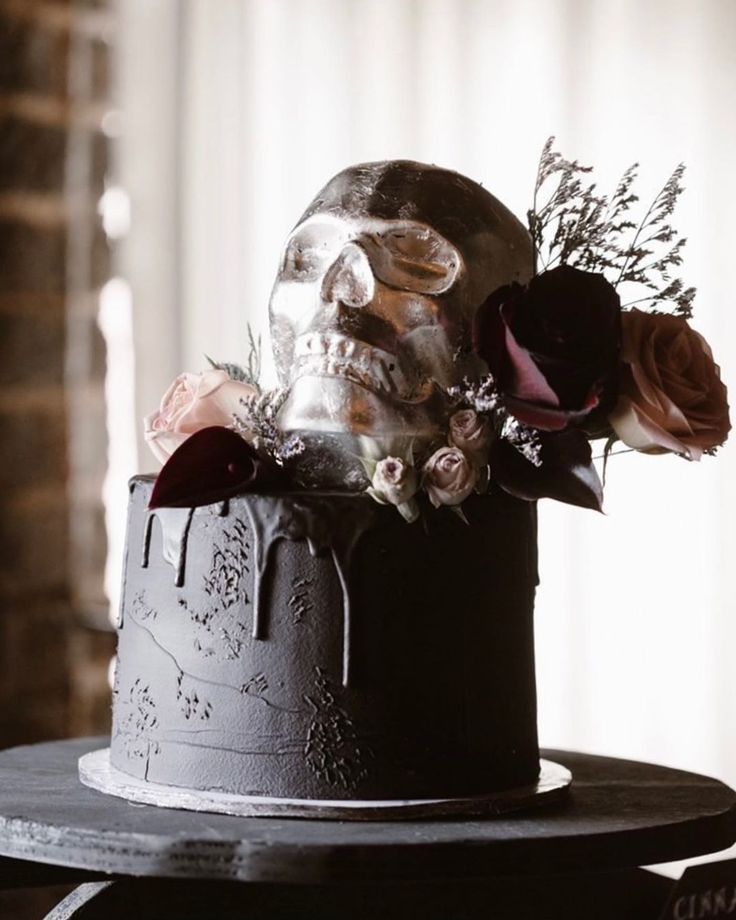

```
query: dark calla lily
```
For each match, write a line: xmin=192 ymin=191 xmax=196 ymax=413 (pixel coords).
xmin=490 ymin=428 xmax=604 ymax=512
xmin=149 ymin=426 xmax=286 ymax=509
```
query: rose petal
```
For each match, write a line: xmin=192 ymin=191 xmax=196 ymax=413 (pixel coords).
xmin=504 ymin=394 xmax=598 ymax=432
xmin=501 ymin=308 xmax=560 ymax=407
xmin=144 ymin=429 xmax=188 ymax=466
xmin=177 ymin=377 xmax=255 ymax=433
xmin=610 ymin=396 xmax=699 ymax=458
xmin=193 ymin=368 xmax=231 ymax=398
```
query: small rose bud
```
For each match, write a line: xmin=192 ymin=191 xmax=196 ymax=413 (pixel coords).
xmin=448 ymin=409 xmax=492 ymax=466
xmin=371 ymin=456 xmax=418 ymax=506
xmin=423 ymin=446 xmax=477 ymax=508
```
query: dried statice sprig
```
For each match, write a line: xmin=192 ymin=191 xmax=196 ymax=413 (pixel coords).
xmin=529 ymin=137 xmax=696 ymax=318
xmin=447 ymin=374 xmax=542 ymax=467
xmin=574 ymin=162 xmax=639 ymax=275
xmin=232 ymin=387 xmax=304 ymax=464
xmin=206 ymin=324 xmax=263 ymax=388
xmin=611 ymin=164 xmax=695 ymax=318
xmin=447 ymin=374 xmax=503 ymax=414
xmin=528 ymin=137 xmax=604 ymax=273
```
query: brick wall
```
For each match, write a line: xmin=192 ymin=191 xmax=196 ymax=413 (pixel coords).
xmin=0 ymin=0 xmax=116 ymax=748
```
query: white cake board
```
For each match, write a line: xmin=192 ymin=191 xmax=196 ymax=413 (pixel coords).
xmin=79 ymin=748 xmax=572 ymax=821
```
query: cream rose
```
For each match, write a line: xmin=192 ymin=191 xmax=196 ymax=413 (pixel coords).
xmin=609 ymin=309 xmax=730 ymax=459
xmin=423 ymin=446 xmax=477 ymax=507
xmin=448 ymin=409 xmax=492 ymax=466
xmin=144 ymin=369 xmax=257 ymax=464
xmin=370 ymin=457 xmax=418 ymax=506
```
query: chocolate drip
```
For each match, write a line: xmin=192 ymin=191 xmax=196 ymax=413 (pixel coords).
xmin=142 ymin=507 xmax=195 ymax=587
xmin=242 ymin=494 xmax=376 ymax=686
xmin=138 ymin=487 xmax=377 ymax=687
xmin=330 ymin=547 xmax=353 ymax=686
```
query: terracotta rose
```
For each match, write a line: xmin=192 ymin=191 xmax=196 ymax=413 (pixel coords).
xmin=609 ymin=309 xmax=730 ymax=459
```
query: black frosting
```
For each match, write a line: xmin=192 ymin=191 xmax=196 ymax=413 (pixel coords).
xmin=110 ymin=478 xmax=540 ymax=800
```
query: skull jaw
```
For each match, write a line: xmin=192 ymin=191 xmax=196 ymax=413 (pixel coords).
xmin=278 ymin=375 xmax=446 ymax=489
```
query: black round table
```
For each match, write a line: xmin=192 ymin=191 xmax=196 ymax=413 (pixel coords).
xmin=0 ymin=737 xmax=734 ymax=919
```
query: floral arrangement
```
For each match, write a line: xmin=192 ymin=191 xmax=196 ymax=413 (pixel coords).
xmin=145 ymin=141 xmax=730 ymax=517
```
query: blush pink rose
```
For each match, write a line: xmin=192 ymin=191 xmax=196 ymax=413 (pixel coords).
xmin=609 ymin=309 xmax=730 ymax=459
xmin=423 ymin=446 xmax=478 ymax=508
xmin=448 ymin=409 xmax=492 ymax=466
xmin=144 ymin=370 xmax=257 ymax=464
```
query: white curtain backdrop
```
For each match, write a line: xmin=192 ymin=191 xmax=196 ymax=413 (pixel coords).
xmin=115 ymin=0 xmax=736 ymax=866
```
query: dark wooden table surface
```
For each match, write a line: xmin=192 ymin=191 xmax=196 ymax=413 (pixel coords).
xmin=0 ymin=737 xmax=734 ymax=918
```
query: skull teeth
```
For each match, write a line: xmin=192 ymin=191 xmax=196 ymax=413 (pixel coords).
xmin=293 ymin=333 xmax=408 ymax=396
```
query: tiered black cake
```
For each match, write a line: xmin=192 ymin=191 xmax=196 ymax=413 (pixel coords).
xmin=110 ymin=478 xmax=539 ymax=800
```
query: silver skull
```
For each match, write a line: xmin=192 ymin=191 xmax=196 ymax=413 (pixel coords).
xmin=269 ymin=160 xmax=532 ymax=487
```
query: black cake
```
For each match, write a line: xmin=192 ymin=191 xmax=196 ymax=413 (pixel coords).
xmin=110 ymin=477 xmax=540 ymax=800
xmin=95 ymin=158 xmax=570 ymax=811
xmin=82 ymin=151 xmax=729 ymax=815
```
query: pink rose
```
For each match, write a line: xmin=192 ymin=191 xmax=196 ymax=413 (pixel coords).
xmin=144 ymin=370 xmax=257 ymax=464
xmin=423 ymin=446 xmax=477 ymax=508
xmin=448 ymin=410 xmax=492 ymax=466
xmin=609 ymin=309 xmax=730 ymax=459
xmin=370 ymin=457 xmax=418 ymax=506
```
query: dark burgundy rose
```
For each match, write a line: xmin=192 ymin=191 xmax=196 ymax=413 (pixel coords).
xmin=149 ymin=426 xmax=287 ymax=509
xmin=473 ymin=265 xmax=621 ymax=431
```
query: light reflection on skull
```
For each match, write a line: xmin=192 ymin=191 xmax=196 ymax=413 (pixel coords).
xmin=269 ymin=160 xmax=532 ymax=485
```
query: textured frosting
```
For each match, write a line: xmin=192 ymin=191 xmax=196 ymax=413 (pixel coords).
xmin=110 ymin=478 xmax=540 ymax=800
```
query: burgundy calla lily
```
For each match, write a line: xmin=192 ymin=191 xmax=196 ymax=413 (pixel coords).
xmin=490 ymin=428 xmax=604 ymax=512
xmin=149 ymin=426 xmax=286 ymax=509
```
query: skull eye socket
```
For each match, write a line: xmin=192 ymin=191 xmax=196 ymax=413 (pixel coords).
xmin=281 ymin=240 xmax=331 ymax=281
xmin=280 ymin=221 xmax=348 ymax=283
xmin=363 ymin=226 xmax=462 ymax=295
xmin=278 ymin=219 xmax=461 ymax=296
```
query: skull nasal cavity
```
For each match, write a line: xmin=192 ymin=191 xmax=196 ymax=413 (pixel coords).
xmin=321 ymin=243 xmax=375 ymax=308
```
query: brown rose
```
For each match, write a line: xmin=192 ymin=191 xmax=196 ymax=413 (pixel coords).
xmin=609 ymin=309 xmax=730 ymax=459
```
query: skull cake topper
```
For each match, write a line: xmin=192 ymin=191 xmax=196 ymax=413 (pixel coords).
xmin=147 ymin=145 xmax=729 ymax=509
xmin=269 ymin=160 xmax=533 ymax=486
